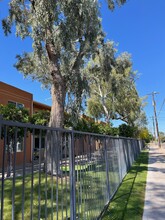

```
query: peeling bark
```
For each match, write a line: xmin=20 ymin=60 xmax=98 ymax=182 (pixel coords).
xmin=46 ymin=36 xmax=66 ymax=128
xmin=45 ymin=37 xmax=66 ymax=175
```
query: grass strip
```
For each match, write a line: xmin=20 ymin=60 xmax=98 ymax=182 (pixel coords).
xmin=101 ymin=150 xmax=149 ymax=220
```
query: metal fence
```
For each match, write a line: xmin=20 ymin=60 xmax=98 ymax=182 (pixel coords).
xmin=0 ymin=117 xmax=144 ymax=220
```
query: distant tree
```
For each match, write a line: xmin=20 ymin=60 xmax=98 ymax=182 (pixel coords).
xmin=159 ymin=131 xmax=165 ymax=143
xmin=134 ymin=109 xmax=148 ymax=128
xmin=86 ymin=41 xmax=142 ymax=125
xmin=86 ymin=41 xmax=117 ymax=122
xmin=0 ymin=104 xmax=29 ymax=177
xmin=97 ymin=123 xmax=113 ymax=135
xmin=138 ymin=127 xmax=152 ymax=143
xmin=111 ymin=127 xmax=119 ymax=136
xmin=118 ymin=123 xmax=138 ymax=138
xmin=114 ymin=77 xmax=142 ymax=125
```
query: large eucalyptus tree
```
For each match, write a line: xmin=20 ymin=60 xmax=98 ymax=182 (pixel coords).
xmin=86 ymin=41 xmax=142 ymax=125
xmin=2 ymin=0 xmax=127 ymax=174
xmin=2 ymin=0 xmax=126 ymax=128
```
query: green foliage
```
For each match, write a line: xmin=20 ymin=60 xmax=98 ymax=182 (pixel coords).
xmin=1 ymin=0 xmax=127 ymax=128
xmin=118 ymin=123 xmax=138 ymax=138
xmin=107 ymin=0 xmax=126 ymax=10
xmin=63 ymin=111 xmax=73 ymax=128
xmin=0 ymin=103 xmax=29 ymax=123
xmin=86 ymin=41 xmax=143 ymax=125
xmin=110 ymin=127 xmax=119 ymax=136
xmin=86 ymin=98 xmax=103 ymax=120
xmin=30 ymin=110 xmax=50 ymax=126
xmin=0 ymin=104 xmax=30 ymax=176
xmin=160 ymin=136 xmax=165 ymax=143
xmin=1 ymin=0 xmax=103 ymax=127
xmin=64 ymin=110 xmax=119 ymax=136
xmin=96 ymin=123 xmax=112 ymax=135
xmin=71 ymin=116 xmax=117 ymax=136
xmin=30 ymin=110 xmax=76 ymax=129
xmin=138 ymin=128 xmax=152 ymax=143
xmin=133 ymin=110 xmax=148 ymax=130
xmin=73 ymin=118 xmax=99 ymax=133
xmin=0 ymin=103 xmax=30 ymax=141
xmin=159 ymin=131 xmax=165 ymax=143
xmin=118 ymin=124 xmax=152 ymax=142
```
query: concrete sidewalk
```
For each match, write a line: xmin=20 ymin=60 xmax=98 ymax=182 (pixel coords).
xmin=143 ymin=144 xmax=165 ymax=220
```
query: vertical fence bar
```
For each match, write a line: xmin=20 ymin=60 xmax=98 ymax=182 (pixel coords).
xmin=60 ymin=132 xmax=64 ymax=220
xmin=0 ymin=115 xmax=2 ymax=142
xmin=117 ymin=138 xmax=122 ymax=183
xmin=38 ymin=129 xmax=42 ymax=219
xmin=69 ymin=129 xmax=76 ymax=220
xmin=0 ymin=125 xmax=7 ymax=220
xmin=76 ymin=134 xmax=81 ymax=218
xmin=30 ymin=129 xmax=35 ymax=220
xmin=12 ymin=128 xmax=18 ymax=220
xmin=55 ymin=131 xmax=59 ymax=220
xmin=50 ymin=130 xmax=54 ymax=220
xmin=22 ymin=127 xmax=27 ymax=220
xmin=59 ymin=132 xmax=65 ymax=220
xmin=64 ymin=133 xmax=69 ymax=219
xmin=104 ymin=137 xmax=110 ymax=201
xmin=44 ymin=130 xmax=48 ymax=220
xmin=0 ymin=116 xmax=3 ymax=219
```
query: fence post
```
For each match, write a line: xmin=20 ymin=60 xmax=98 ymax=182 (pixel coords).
xmin=69 ymin=129 xmax=76 ymax=220
xmin=104 ymin=137 xmax=111 ymax=201
xmin=0 ymin=115 xmax=2 ymax=138
xmin=0 ymin=115 xmax=2 ymax=219
xmin=117 ymin=138 xmax=122 ymax=182
xmin=0 ymin=117 xmax=6 ymax=220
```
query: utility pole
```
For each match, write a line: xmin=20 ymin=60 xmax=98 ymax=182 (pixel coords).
xmin=148 ymin=92 xmax=161 ymax=148
xmin=152 ymin=116 xmax=156 ymax=141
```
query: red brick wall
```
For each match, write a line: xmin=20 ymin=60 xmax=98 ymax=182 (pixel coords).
xmin=0 ymin=82 xmax=33 ymax=168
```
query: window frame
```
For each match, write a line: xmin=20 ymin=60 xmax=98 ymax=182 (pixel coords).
xmin=8 ymin=101 xmax=24 ymax=109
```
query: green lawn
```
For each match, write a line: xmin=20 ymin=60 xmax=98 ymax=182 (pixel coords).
xmin=1 ymin=163 xmax=110 ymax=220
xmin=1 ymin=151 xmax=147 ymax=220
xmin=2 ymin=173 xmax=71 ymax=219
xmin=101 ymin=150 xmax=149 ymax=220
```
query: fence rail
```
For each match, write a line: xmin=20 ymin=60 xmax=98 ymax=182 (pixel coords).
xmin=0 ymin=117 xmax=144 ymax=220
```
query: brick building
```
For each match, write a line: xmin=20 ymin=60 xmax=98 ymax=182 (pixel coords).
xmin=0 ymin=81 xmax=51 ymax=167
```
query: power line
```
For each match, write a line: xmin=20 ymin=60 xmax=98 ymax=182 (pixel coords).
xmin=149 ymin=117 xmax=165 ymax=120
xmin=158 ymin=98 xmax=165 ymax=117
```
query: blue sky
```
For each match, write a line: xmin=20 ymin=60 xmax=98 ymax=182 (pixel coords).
xmin=100 ymin=0 xmax=165 ymax=133
xmin=0 ymin=0 xmax=165 ymax=133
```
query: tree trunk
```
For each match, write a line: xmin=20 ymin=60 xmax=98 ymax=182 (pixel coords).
xmin=49 ymin=82 xmax=66 ymax=128
xmin=45 ymin=39 xmax=66 ymax=175
xmin=6 ymin=140 xmax=12 ymax=177
xmin=46 ymin=82 xmax=66 ymax=175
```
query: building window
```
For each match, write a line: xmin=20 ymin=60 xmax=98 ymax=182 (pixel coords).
xmin=8 ymin=101 xmax=24 ymax=109
xmin=16 ymin=140 xmax=24 ymax=152
xmin=33 ymin=136 xmax=45 ymax=160
xmin=17 ymin=103 xmax=24 ymax=109
xmin=6 ymin=139 xmax=24 ymax=153
xmin=35 ymin=137 xmax=45 ymax=149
